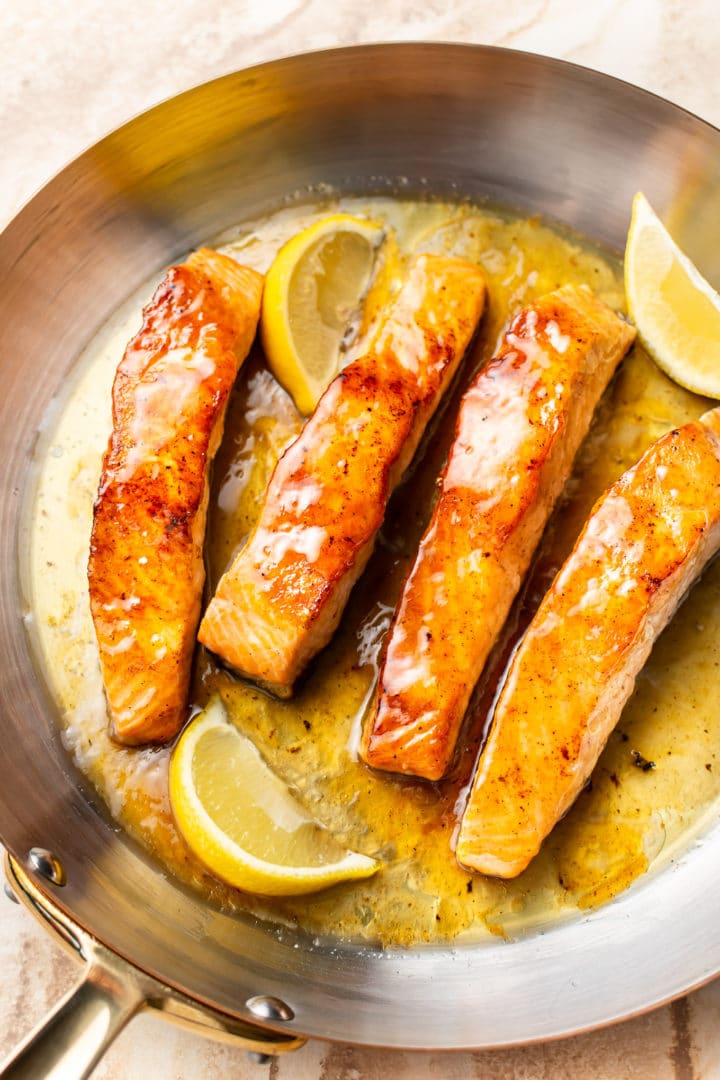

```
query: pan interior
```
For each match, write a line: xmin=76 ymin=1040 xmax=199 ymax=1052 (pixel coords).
xmin=26 ymin=189 xmax=720 ymax=952
xmin=3 ymin=44 xmax=720 ymax=1049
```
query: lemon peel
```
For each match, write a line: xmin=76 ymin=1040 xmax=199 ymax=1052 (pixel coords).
xmin=625 ymin=192 xmax=720 ymax=398
xmin=260 ymin=214 xmax=385 ymax=414
xmin=169 ymin=697 xmax=379 ymax=896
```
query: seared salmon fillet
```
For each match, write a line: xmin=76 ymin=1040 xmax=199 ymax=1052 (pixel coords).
xmin=88 ymin=249 xmax=263 ymax=744
xmin=199 ymin=254 xmax=486 ymax=696
xmin=457 ymin=407 xmax=720 ymax=878
xmin=362 ymin=286 xmax=635 ymax=780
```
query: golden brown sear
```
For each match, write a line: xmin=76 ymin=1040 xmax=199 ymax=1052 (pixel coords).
xmin=458 ymin=407 xmax=720 ymax=878
xmin=362 ymin=286 xmax=636 ymax=781
xmin=88 ymin=249 xmax=263 ymax=744
xmin=199 ymin=254 xmax=486 ymax=696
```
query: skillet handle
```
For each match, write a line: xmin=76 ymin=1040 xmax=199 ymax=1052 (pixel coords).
xmin=0 ymin=962 xmax=145 ymax=1080
xmin=2 ymin=852 xmax=305 ymax=1075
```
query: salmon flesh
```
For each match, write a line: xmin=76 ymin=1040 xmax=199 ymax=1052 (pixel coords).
xmin=88 ymin=249 xmax=263 ymax=744
xmin=362 ymin=286 xmax=635 ymax=780
xmin=199 ymin=254 xmax=487 ymax=696
xmin=457 ymin=407 xmax=720 ymax=877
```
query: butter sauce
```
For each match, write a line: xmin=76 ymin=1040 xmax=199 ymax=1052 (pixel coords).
xmin=27 ymin=197 xmax=720 ymax=946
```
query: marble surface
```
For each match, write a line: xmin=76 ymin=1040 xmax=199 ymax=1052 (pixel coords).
xmin=2 ymin=1 xmax=720 ymax=1077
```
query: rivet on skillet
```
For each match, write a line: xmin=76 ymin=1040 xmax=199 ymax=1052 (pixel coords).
xmin=27 ymin=848 xmax=66 ymax=886
xmin=247 ymin=1052 xmax=274 ymax=1066
xmin=3 ymin=883 xmax=19 ymax=903
xmin=246 ymin=994 xmax=295 ymax=1022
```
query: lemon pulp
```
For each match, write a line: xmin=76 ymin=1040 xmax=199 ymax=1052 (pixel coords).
xmin=261 ymin=214 xmax=385 ymax=414
xmin=625 ymin=191 xmax=720 ymax=398
xmin=169 ymin=697 xmax=379 ymax=896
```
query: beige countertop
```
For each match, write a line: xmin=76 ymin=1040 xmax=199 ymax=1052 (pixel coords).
xmin=2 ymin=1 xmax=720 ymax=1077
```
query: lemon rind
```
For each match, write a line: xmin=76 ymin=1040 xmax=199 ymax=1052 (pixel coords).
xmin=625 ymin=192 xmax=720 ymax=399
xmin=260 ymin=214 xmax=385 ymax=416
xmin=169 ymin=700 xmax=379 ymax=897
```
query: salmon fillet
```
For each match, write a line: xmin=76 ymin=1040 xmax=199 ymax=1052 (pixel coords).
xmin=457 ymin=407 xmax=720 ymax=878
xmin=88 ymin=249 xmax=263 ymax=744
xmin=362 ymin=286 xmax=636 ymax=780
xmin=199 ymin=254 xmax=486 ymax=696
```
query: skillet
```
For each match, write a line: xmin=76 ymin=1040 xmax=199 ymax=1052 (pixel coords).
xmin=2 ymin=42 xmax=720 ymax=1078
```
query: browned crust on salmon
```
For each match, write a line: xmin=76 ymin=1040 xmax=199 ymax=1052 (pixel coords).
xmin=457 ymin=407 xmax=720 ymax=877
xmin=362 ymin=286 xmax=636 ymax=780
xmin=198 ymin=254 xmax=486 ymax=696
xmin=88 ymin=249 xmax=263 ymax=744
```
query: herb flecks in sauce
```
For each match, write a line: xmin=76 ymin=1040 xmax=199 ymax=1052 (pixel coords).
xmin=28 ymin=197 xmax=720 ymax=947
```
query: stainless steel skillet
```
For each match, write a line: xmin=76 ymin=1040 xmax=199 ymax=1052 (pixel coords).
xmin=2 ymin=42 xmax=720 ymax=1078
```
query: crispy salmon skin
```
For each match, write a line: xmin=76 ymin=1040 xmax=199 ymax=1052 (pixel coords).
xmin=457 ymin=407 xmax=720 ymax=878
xmin=362 ymin=286 xmax=636 ymax=780
xmin=199 ymin=254 xmax=486 ymax=696
xmin=88 ymin=249 xmax=263 ymax=745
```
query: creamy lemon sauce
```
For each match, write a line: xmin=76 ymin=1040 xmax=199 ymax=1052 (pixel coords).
xmin=27 ymin=197 xmax=720 ymax=946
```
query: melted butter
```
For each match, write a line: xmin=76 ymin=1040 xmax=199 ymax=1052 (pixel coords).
xmin=26 ymin=196 xmax=720 ymax=948
xmin=117 ymin=340 xmax=216 ymax=481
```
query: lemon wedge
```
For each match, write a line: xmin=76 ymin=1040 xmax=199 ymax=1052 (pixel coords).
xmin=261 ymin=214 xmax=385 ymax=415
xmin=169 ymin=697 xmax=379 ymax=896
xmin=625 ymin=191 xmax=720 ymax=397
